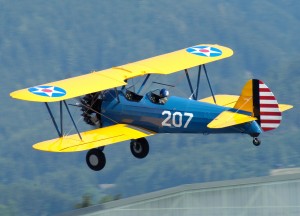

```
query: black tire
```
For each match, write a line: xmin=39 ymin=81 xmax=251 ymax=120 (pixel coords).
xmin=130 ymin=138 xmax=149 ymax=159
xmin=86 ymin=148 xmax=106 ymax=171
xmin=253 ymin=137 xmax=261 ymax=146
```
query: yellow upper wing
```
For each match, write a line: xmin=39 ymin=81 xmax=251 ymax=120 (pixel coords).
xmin=33 ymin=124 xmax=155 ymax=152
xmin=117 ymin=44 xmax=233 ymax=75
xmin=10 ymin=68 xmax=128 ymax=102
xmin=10 ymin=44 xmax=233 ymax=102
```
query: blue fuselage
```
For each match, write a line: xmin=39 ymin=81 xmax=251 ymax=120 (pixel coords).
xmin=101 ymin=90 xmax=262 ymax=135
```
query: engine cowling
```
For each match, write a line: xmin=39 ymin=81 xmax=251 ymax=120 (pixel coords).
xmin=80 ymin=93 xmax=102 ymax=127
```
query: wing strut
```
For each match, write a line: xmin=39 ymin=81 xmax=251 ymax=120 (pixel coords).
xmin=63 ymin=100 xmax=82 ymax=140
xmin=203 ymin=64 xmax=216 ymax=104
xmin=114 ymin=88 xmax=120 ymax=103
xmin=195 ymin=65 xmax=201 ymax=100
xmin=45 ymin=102 xmax=62 ymax=137
xmin=184 ymin=64 xmax=216 ymax=102
xmin=60 ymin=101 xmax=63 ymax=136
xmin=185 ymin=69 xmax=196 ymax=100
xmin=44 ymin=101 xmax=83 ymax=140
xmin=137 ymin=74 xmax=151 ymax=94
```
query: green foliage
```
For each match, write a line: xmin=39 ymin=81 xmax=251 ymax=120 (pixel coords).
xmin=0 ymin=0 xmax=299 ymax=215
xmin=74 ymin=194 xmax=93 ymax=209
xmin=0 ymin=180 xmax=74 ymax=216
xmin=99 ymin=194 xmax=122 ymax=204
xmin=74 ymin=193 xmax=121 ymax=210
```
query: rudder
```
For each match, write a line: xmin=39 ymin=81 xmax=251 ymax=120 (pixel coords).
xmin=234 ymin=79 xmax=282 ymax=132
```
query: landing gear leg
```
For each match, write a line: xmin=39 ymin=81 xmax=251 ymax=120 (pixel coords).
xmin=86 ymin=148 xmax=106 ymax=171
xmin=130 ymin=138 xmax=149 ymax=159
xmin=253 ymin=137 xmax=261 ymax=146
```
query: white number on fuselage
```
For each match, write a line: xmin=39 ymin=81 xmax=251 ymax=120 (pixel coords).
xmin=161 ymin=111 xmax=193 ymax=128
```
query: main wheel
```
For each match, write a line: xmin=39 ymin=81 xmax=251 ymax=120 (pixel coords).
xmin=86 ymin=148 xmax=106 ymax=171
xmin=253 ymin=137 xmax=261 ymax=146
xmin=130 ymin=138 xmax=149 ymax=159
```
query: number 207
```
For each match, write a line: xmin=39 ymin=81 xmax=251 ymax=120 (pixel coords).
xmin=161 ymin=111 xmax=193 ymax=128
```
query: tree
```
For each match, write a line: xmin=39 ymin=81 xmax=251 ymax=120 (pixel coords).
xmin=74 ymin=194 xmax=93 ymax=209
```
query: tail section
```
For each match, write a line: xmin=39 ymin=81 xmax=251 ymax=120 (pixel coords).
xmin=257 ymin=80 xmax=282 ymax=131
xmin=234 ymin=79 xmax=282 ymax=132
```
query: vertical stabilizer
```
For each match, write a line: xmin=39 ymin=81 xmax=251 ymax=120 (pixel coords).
xmin=234 ymin=79 xmax=282 ymax=132
xmin=257 ymin=80 xmax=282 ymax=131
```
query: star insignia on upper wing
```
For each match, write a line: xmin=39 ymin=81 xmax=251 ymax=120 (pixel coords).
xmin=28 ymin=86 xmax=66 ymax=97
xmin=186 ymin=46 xmax=222 ymax=57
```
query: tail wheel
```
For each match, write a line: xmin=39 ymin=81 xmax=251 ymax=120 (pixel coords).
xmin=253 ymin=137 xmax=261 ymax=146
xmin=86 ymin=148 xmax=106 ymax=171
xmin=130 ymin=138 xmax=149 ymax=159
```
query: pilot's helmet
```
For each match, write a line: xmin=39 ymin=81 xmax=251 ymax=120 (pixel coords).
xmin=160 ymin=88 xmax=169 ymax=98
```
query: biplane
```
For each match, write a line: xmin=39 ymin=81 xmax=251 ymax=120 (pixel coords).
xmin=10 ymin=44 xmax=293 ymax=171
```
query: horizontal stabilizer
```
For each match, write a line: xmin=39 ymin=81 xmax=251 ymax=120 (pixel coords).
xmin=200 ymin=95 xmax=239 ymax=108
xmin=200 ymin=95 xmax=293 ymax=113
xmin=33 ymin=124 xmax=155 ymax=152
xmin=207 ymin=111 xmax=257 ymax=129
xmin=279 ymin=104 xmax=293 ymax=112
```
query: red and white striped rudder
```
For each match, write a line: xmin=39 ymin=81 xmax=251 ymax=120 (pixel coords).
xmin=257 ymin=80 xmax=282 ymax=132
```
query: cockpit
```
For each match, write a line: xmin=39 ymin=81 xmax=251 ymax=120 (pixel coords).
xmin=123 ymin=88 xmax=169 ymax=105
xmin=124 ymin=89 xmax=143 ymax=102
xmin=147 ymin=88 xmax=169 ymax=105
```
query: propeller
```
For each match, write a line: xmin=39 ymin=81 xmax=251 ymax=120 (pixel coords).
xmin=70 ymin=93 xmax=103 ymax=127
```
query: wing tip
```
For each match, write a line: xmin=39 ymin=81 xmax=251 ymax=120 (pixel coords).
xmin=279 ymin=104 xmax=293 ymax=112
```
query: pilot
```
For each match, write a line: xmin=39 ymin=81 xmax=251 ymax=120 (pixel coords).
xmin=159 ymin=88 xmax=169 ymax=104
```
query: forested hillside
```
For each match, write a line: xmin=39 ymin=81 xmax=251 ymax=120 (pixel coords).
xmin=0 ymin=0 xmax=299 ymax=215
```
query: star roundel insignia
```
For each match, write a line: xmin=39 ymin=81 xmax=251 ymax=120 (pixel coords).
xmin=186 ymin=45 xmax=222 ymax=57
xmin=28 ymin=85 xmax=66 ymax=98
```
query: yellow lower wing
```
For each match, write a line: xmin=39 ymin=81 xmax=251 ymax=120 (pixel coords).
xmin=33 ymin=124 xmax=155 ymax=152
xmin=207 ymin=111 xmax=257 ymax=129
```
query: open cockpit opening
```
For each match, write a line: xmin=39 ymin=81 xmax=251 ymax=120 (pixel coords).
xmin=124 ymin=89 xmax=143 ymax=102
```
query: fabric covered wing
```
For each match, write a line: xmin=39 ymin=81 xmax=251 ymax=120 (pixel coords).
xmin=10 ymin=69 xmax=128 ymax=102
xmin=33 ymin=124 xmax=155 ymax=152
xmin=10 ymin=44 xmax=233 ymax=102
xmin=118 ymin=44 xmax=233 ymax=75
